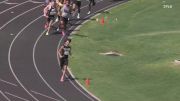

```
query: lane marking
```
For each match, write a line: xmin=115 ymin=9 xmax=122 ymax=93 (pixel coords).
xmin=56 ymin=1 xmax=109 ymax=101
xmin=29 ymin=0 xmax=44 ymax=4
xmin=0 ymin=78 xmax=18 ymax=87
xmin=31 ymin=90 xmax=61 ymax=101
xmin=0 ymin=0 xmax=8 ymax=4
xmin=57 ymin=1 xmax=128 ymax=101
xmin=0 ymin=0 xmax=30 ymax=15
xmin=31 ymin=1 xmax=103 ymax=100
xmin=0 ymin=90 xmax=11 ymax=101
xmin=33 ymin=1 xmax=123 ymax=101
xmin=4 ymin=1 xmax=18 ymax=5
xmin=33 ymin=29 xmax=67 ymax=101
xmin=0 ymin=4 xmax=43 ymax=31
xmin=32 ymin=1 xmax=104 ymax=101
xmin=5 ymin=92 xmax=29 ymax=101
xmin=8 ymin=16 xmax=43 ymax=101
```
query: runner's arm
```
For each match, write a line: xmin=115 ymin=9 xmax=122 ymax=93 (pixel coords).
xmin=58 ymin=46 xmax=64 ymax=58
xmin=43 ymin=5 xmax=50 ymax=17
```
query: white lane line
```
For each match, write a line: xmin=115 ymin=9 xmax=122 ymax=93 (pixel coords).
xmin=8 ymin=16 xmax=43 ymax=101
xmin=0 ymin=0 xmax=8 ymax=4
xmin=5 ymin=92 xmax=29 ymax=101
xmin=32 ymin=1 xmax=103 ymax=101
xmin=56 ymin=2 xmax=106 ymax=101
xmin=32 ymin=1 xmax=104 ymax=101
xmin=57 ymin=1 xmax=126 ymax=101
xmin=31 ymin=90 xmax=61 ymax=101
xmin=29 ymin=0 xmax=44 ymax=4
xmin=0 ymin=0 xmax=30 ymax=15
xmin=33 ymin=29 xmax=67 ymax=101
xmin=0 ymin=4 xmax=43 ymax=31
xmin=4 ymin=1 xmax=18 ymax=5
xmin=0 ymin=90 xmax=11 ymax=101
xmin=0 ymin=78 xmax=18 ymax=87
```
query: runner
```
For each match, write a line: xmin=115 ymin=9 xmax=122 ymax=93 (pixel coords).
xmin=87 ymin=0 xmax=96 ymax=14
xmin=60 ymin=0 xmax=71 ymax=36
xmin=56 ymin=0 xmax=64 ymax=31
xmin=69 ymin=0 xmax=77 ymax=17
xmin=76 ymin=0 xmax=81 ymax=19
xmin=43 ymin=1 xmax=57 ymax=35
xmin=58 ymin=39 xmax=72 ymax=82
xmin=44 ymin=0 xmax=50 ymax=6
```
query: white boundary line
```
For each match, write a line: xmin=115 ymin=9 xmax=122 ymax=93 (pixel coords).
xmin=8 ymin=16 xmax=43 ymax=101
xmin=32 ymin=1 xmax=103 ymax=101
xmin=0 ymin=90 xmax=11 ymax=101
xmin=57 ymin=1 xmax=129 ymax=101
xmin=0 ymin=78 xmax=18 ymax=87
xmin=5 ymin=92 xmax=29 ymax=101
xmin=0 ymin=0 xmax=8 ymax=4
xmin=4 ymin=1 xmax=18 ymax=5
xmin=29 ymin=0 xmax=44 ymax=4
xmin=33 ymin=29 xmax=67 ymax=101
xmin=0 ymin=4 xmax=43 ymax=31
xmin=31 ymin=90 xmax=61 ymax=101
xmin=0 ymin=0 xmax=30 ymax=15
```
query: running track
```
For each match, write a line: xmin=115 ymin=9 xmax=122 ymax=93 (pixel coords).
xmin=0 ymin=0 xmax=128 ymax=101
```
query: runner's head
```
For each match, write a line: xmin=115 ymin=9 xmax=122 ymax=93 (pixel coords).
xmin=64 ymin=0 xmax=69 ymax=5
xmin=64 ymin=39 xmax=71 ymax=46
xmin=50 ymin=0 xmax=55 ymax=7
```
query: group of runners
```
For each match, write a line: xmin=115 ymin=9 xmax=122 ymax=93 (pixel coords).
xmin=43 ymin=0 xmax=96 ymax=82
xmin=43 ymin=0 xmax=95 ymax=36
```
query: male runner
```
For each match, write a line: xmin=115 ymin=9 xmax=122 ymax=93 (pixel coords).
xmin=56 ymin=0 xmax=64 ymax=31
xmin=87 ymin=0 xmax=95 ymax=14
xmin=76 ymin=0 xmax=81 ymax=19
xmin=58 ymin=39 xmax=72 ymax=82
xmin=43 ymin=1 xmax=57 ymax=35
xmin=60 ymin=0 xmax=71 ymax=35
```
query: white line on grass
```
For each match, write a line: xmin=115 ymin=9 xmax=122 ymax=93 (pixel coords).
xmin=134 ymin=30 xmax=180 ymax=37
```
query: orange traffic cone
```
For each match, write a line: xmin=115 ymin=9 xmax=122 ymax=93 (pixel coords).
xmin=85 ymin=78 xmax=90 ymax=87
xmin=100 ymin=17 xmax=105 ymax=25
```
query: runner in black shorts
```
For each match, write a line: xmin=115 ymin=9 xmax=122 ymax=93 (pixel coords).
xmin=60 ymin=0 xmax=70 ymax=36
xmin=43 ymin=1 xmax=57 ymax=35
xmin=76 ymin=0 xmax=81 ymax=19
xmin=58 ymin=39 xmax=72 ymax=82
xmin=87 ymin=0 xmax=95 ymax=14
xmin=69 ymin=0 xmax=81 ymax=19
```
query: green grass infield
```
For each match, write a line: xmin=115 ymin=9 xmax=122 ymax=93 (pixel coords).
xmin=69 ymin=0 xmax=180 ymax=101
